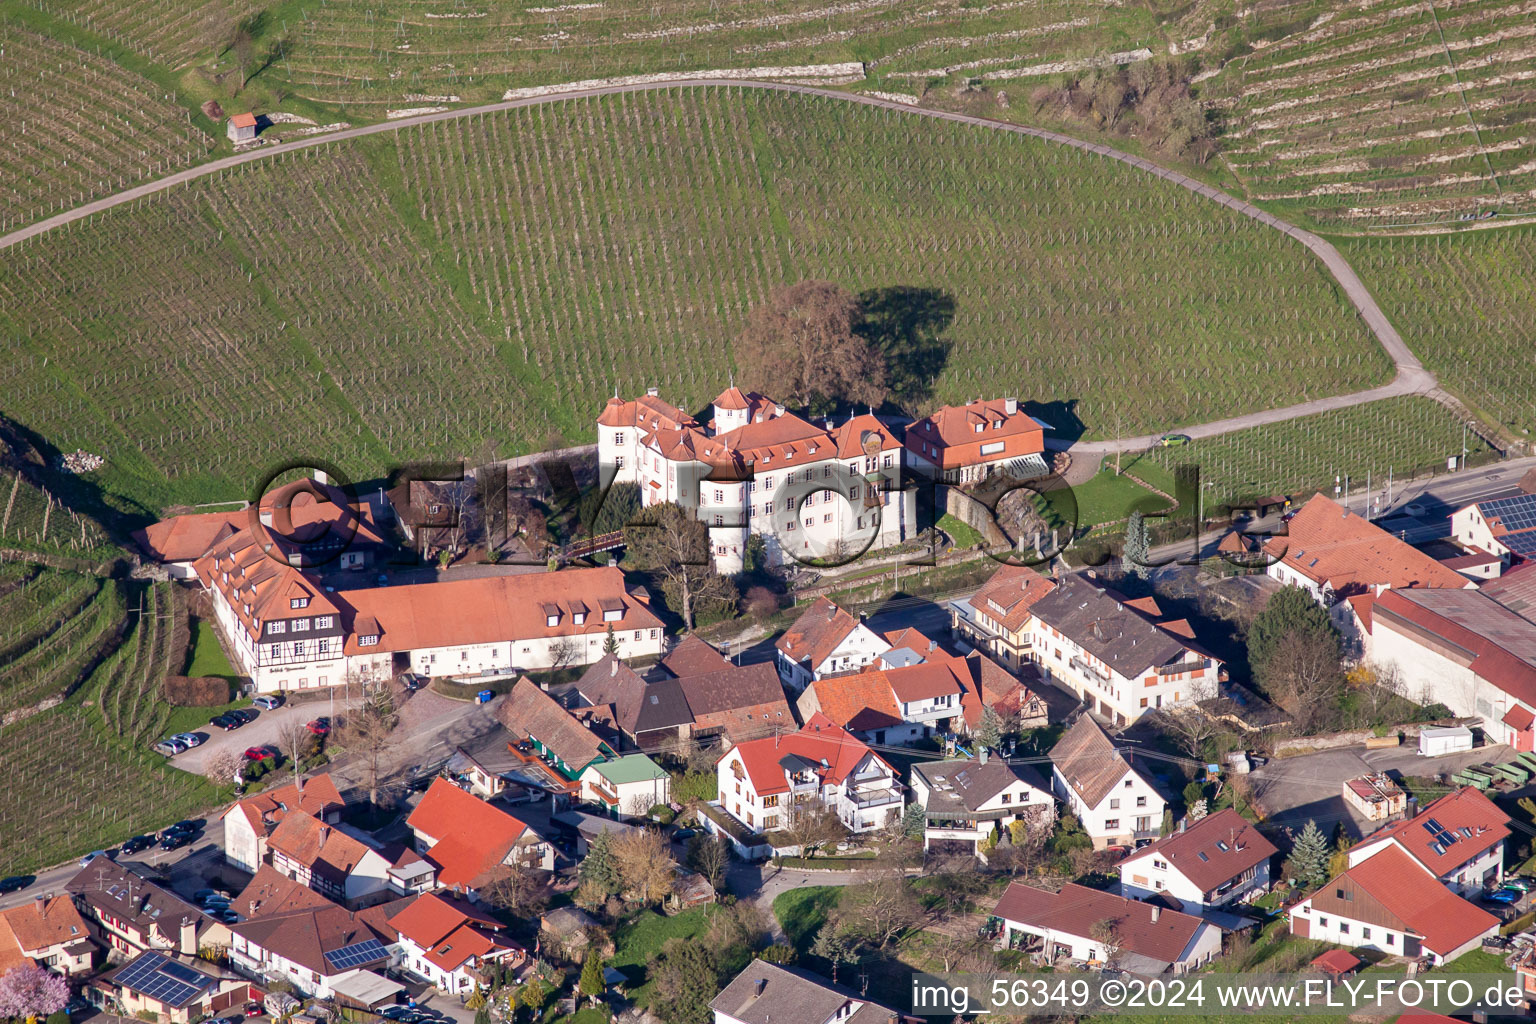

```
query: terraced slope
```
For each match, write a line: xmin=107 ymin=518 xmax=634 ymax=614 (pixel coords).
xmin=1337 ymin=226 xmax=1536 ymax=440
xmin=1 ymin=87 xmax=1391 ymax=508
xmin=0 ymin=20 xmax=213 ymax=231
xmin=1205 ymin=0 xmax=1536 ymax=226
xmin=36 ymin=0 xmax=256 ymax=66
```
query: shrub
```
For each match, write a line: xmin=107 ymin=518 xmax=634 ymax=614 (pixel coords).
xmin=163 ymin=675 xmax=232 ymax=706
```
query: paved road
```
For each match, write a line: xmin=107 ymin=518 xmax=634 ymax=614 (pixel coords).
xmin=0 ymin=78 xmax=1439 ymax=459
xmin=0 ymin=818 xmax=228 ymax=911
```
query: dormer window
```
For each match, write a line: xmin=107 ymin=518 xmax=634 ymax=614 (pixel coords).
xmin=359 ymin=634 xmax=379 ymax=647
xmin=428 ymin=504 xmax=442 ymax=515
xmin=603 ymin=609 xmax=622 ymax=622
xmin=547 ymin=614 xmax=559 ymax=627
xmin=292 ymin=618 xmax=310 ymax=632
xmin=573 ymin=611 xmax=586 ymax=625
xmin=993 ymin=420 xmax=1002 ymax=428
xmin=291 ymin=597 xmax=309 ymax=609
xmin=974 ymin=423 xmax=984 ymax=433
xmin=314 ymin=615 xmax=333 ymax=628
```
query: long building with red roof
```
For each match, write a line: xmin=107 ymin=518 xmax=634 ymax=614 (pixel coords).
xmin=1346 ymin=786 xmax=1510 ymax=897
xmin=714 ymin=713 xmax=902 ymax=839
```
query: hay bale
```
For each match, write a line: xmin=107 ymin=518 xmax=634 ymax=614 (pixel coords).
xmin=164 ymin=674 xmax=232 ymax=706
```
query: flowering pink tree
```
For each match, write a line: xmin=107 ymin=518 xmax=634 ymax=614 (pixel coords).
xmin=0 ymin=965 xmax=69 ymax=1021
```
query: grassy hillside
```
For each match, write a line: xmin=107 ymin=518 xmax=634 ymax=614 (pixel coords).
xmin=1336 ymin=226 xmax=1536 ymax=441
xmin=0 ymin=87 xmax=1392 ymax=511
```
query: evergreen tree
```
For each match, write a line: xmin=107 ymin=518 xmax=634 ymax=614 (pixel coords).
xmin=578 ymin=953 xmax=605 ymax=999
xmin=1125 ymin=509 xmax=1151 ymax=579
xmin=901 ymin=803 xmax=926 ymax=839
xmin=602 ymin=625 xmax=619 ymax=656
xmin=579 ymin=830 xmax=620 ymax=896
xmin=1284 ymin=819 xmax=1331 ymax=888
xmin=1248 ymin=585 xmax=1340 ymax=688
xmin=976 ymin=707 xmax=1003 ymax=752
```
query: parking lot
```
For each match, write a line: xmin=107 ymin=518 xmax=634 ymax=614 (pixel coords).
xmin=170 ymin=701 xmax=317 ymax=776
xmin=1247 ymin=741 xmax=1514 ymax=841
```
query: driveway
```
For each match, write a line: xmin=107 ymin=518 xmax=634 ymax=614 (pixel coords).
xmin=1246 ymin=741 xmax=1513 ymax=844
xmin=171 ymin=702 xmax=315 ymax=776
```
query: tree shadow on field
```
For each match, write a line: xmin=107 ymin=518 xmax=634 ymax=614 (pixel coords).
xmin=855 ymin=286 xmax=955 ymax=412
xmin=0 ymin=412 xmax=152 ymax=553
xmin=1024 ymin=398 xmax=1085 ymax=446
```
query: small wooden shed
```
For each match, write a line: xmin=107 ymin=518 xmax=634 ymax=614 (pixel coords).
xmin=227 ymin=112 xmax=258 ymax=143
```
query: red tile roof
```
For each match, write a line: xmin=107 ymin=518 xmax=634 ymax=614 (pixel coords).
xmin=884 ymin=661 xmax=965 ymax=703
xmin=390 ymin=892 xmax=516 ymax=973
xmin=777 ymin=597 xmax=874 ymax=669
xmin=712 ymin=386 xmax=752 ymax=411
xmin=971 ymin=564 xmax=1057 ymax=634
xmin=994 ymin=882 xmax=1207 ymax=963
xmin=659 ymin=634 xmax=731 ymax=677
xmin=338 ymin=566 xmax=660 ymax=656
xmin=225 ymin=774 xmax=345 ymax=836
xmin=908 ymin=398 xmax=1044 ymax=452
xmin=1333 ymin=845 xmax=1498 ymax=957
xmin=230 ymin=112 xmax=257 ymax=128
xmin=1264 ymin=494 xmax=1470 ymax=596
xmin=805 ymin=671 xmax=904 ymax=732
xmin=597 ymin=393 xmax=696 ymax=430
xmin=407 ymin=780 xmax=529 ymax=889
xmin=1505 ymin=705 xmax=1536 ymax=731
xmin=1121 ymin=809 xmax=1277 ymax=892
xmin=0 ymin=895 xmax=89 ymax=954
xmin=1311 ymin=949 xmax=1362 ymax=974
xmin=1372 ymin=588 xmax=1536 ymax=707
xmin=729 ymin=713 xmax=888 ymax=795
xmin=267 ymin=812 xmax=376 ymax=887
xmin=232 ymin=865 xmax=335 ymax=919
xmin=1355 ymin=787 xmax=1510 ymax=877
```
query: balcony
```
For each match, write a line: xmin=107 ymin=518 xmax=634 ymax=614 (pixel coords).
xmin=846 ymin=789 xmax=902 ymax=810
xmin=925 ymin=825 xmax=982 ymax=840
xmin=1069 ymin=657 xmax=1111 ymax=685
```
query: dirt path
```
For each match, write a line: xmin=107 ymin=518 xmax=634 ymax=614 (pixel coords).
xmin=0 ymin=78 xmax=1443 ymax=453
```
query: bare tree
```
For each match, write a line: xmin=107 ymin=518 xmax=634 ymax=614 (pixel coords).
xmin=1090 ymin=917 xmax=1124 ymax=968
xmin=479 ymin=861 xmax=550 ymax=917
xmin=832 ymin=865 xmax=922 ymax=948
xmin=626 ymin=502 xmax=734 ymax=630
xmin=687 ymin=833 xmax=731 ymax=892
xmin=203 ymin=749 xmax=244 ymax=786
xmin=1160 ymin=707 xmax=1217 ymax=760
xmin=1267 ymin=632 xmax=1347 ymax=732
xmin=778 ymin=796 xmax=843 ymax=859
xmin=621 ymin=792 xmax=656 ymax=820
xmin=443 ymin=478 xmax=476 ymax=557
xmin=277 ymin=721 xmax=319 ymax=776
xmin=612 ymin=828 xmax=677 ymax=905
xmin=735 ymin=281 xmax=888 ymax=410
xmin=340 ymin=682 xmax=399 ymax=809
xmin=547 ymin=636 xmax=582 ymax=673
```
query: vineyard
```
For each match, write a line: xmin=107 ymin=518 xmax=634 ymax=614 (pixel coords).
xmin=1202 ymin=0 xmax=1536 ymax=227
xmin=35 ymin=0 xmax=255 ymax=67
xmin=1336 ymin=227 xmax=1536 ymax=442
xmin=0 ymin=87 xmax=1393 ymax=509
xmin=1139 ymin=395 xmax=1495 ymax=507
xmin=0 ymin=20 xmax=213 ymax=231
xmin=0 ymin=570 xmax=229 ymax=877
xmin=0 ymin=465 xmax=117 ymax=558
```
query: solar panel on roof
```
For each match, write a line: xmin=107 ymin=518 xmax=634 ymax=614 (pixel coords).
xmin=323 ymin=938 xmax=389 ymax=971
xmin=114 ymin=953 xmax=209 ymax=1007
xmin=1425 ymin=818 xmax=1445 ymax=833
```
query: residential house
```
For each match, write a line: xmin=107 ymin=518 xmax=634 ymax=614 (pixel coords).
xmin=775 ymin=597 xmax=889 ymax=692
xmin=1028 ymin=575 xmax=1222 ymax=726
xmin=1289 ymin=845 xmax=1498 ymax=964
xmin=949 ymin=563 xmax=1057 ymax=672
xmin=496 ymin=679 xmax=619 ymax=792
xmin=994 ymin=881 xmax=1221 ymax=974
xmin=1345 ymin=787 xmax=1510 ymax=897
xmin=658 ymin=634 xmax=732 ymax=677
xmin=538 ymin=907 xmax=599 ymax=960
xmin=1342 ymin=774 xmax=1406 ymax=822
xmin=133 ymin=477 xmax=386 ymax=580
xmin=795 ymin=669 xmax=912 ymax=745
xmin=222 ymin=774 xmax=346 ymax=873
xmin=1049 ymin=715 xmax=1165 ymax=849
xmin=406 ymin=779 xmax=554 ymax=897
xmin=197 ymin=542 xmax=664 ymax=693
xmin=229 ymin=866 xmax=336 ymax=921
xmin=710 ymin=960 xmax=908 ymax=1024
xmin=388 ymin=479 xmax=467 ymax=555
xmin=551 ymin=811 xmax=642 ymax=857
xmin=1117 ymin=809 xmax=1277 ymax=914
xmin=1363 ymin=587 xmax=1536 ymax=750
xmin=227 ymin=897 xmax=412 ymax=998
xmin=902 ymin=397 xmax=1051 ymax=485
xmin=963 ymin=649 xmax=1049 ymax=731
xmin=574 ymin=656 xmax=693 ymax=752
xmin=673 ymin=662 xmax=796 ymax=747
xmin=714 ymin=713 xmax=903 ymax=837
xmin=1264 ymin=493 xmax=1473 ymax=643
xmin=1452 ymin=493 xmax=1536 ymax=567
xmin=908 ymin=753 xmax=1054 ymax=858
xmin=67 ymin=860 xmax=221 ymax=959
xmin=580 ymin=754 xmax=671 ymax=818
xmin=267 ymin=810 xmax=427 ymax=908
xmin=599 ymin=387 xmax=912 ymax=572
xmin=100 ymin=952 xmax=249 ymax=1024
xmin=0 ymin=895 xmax=94 ymax=975
xmin=391 ymin=892 xmax=525 ymax=995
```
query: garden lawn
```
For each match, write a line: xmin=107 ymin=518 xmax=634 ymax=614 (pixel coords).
xmin=936 ymin=513 xmax=983 ymax=550
xmin=610 ymin=904 xmax=717 ymax=1005
xmin=773 ymin=886 xmax=843 ymax=951
xmin=184 ymin=617 xmax=236 ymax=679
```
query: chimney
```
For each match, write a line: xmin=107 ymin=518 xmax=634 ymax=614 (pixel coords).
xmin=1004 ymin=397 xmax=1018 ymax=415
xmin=1407 ymin=797 xmax=1419 ymax=818
xmin=979 ymin=747 xmax=988 ymax=766
xmin=774 ymin=403 xmax=785 ymax=417
xmin=34 ymin=894 xmax=46 ymax=917
xmin=319 ymin=825 xmax=330 ymax=848
xmin=179 ymin=918 xmax=197 ymax=955
xmin=1150 ymin=906 xmax=1161 ymax=923
xmin=754 ymin=978 xmax=767 ymax=997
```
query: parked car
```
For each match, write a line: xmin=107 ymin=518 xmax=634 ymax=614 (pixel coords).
xmin=673 ymin=828 xmax=698 ymax=842
xmin=379 ymin=1008 xmax=410 ymax=1021
xmin=160 ymin=832 xmax=193 ymax=852
xmin=1483 ymin=888 xmax=1522 ymax=905
xmin=306 ymin=717 xmax=331 ymax=736
xmin=1502 ymin=877 xmax=1534 ymax=893
xmin=400 ymin=674 xmax=425 ymax=692
xmin=244 ymin=746 xmax=275 ymax=762
xmin=0 ymin=876 xmax=32 ymax=894
xmin=228 ymin=709 xmax=255 ymax=726
xmin=153 ymin=739 xmax=186 ymax=756
xmin=252 ymin=695 xmax=283 ymax=710
xmin=121 ymin=835 xmax=154 ymax=855
xmin=214 ymin=909 xmax=240 ymax=924
xmin=172 ymin=818 xmax=204 ymax=831
xmin=211 ymin=714 xmax=238 ymax=730
xmin=171 ymin=732 xmax=204 ymax=748
xmin=1158 ymin=433 xmax=1191 ymax=447
xmin=243 ymin=1002 xmax=264 ymax=1017
xmin=80 ymin=850 xmax=110 ymax=868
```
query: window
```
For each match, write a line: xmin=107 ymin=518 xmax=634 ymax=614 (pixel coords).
xmin=633 ymin=630 xmax=642 ymax=640
xmin=1386 ymin=933 xmax=1395 ymax=946
xmin=573 ymin=611 xmax=586 ymax=625
xmin=1317 ymin=916 xmax=1328 ymax=928
xmin=650 ymin=629 xmax=658 ymax=639
xmin=804 ymin=518 xmax=814 ymax=529
xmin=318 ymin=639 xmax=330 ymax=654
xmin=823 ymin=466 xmax=832 ymax=478
xmin=613 ymin=433 xmax=624 ymax=445
xmin=848 ymin=487 xmax=859 ymax=499
xmin=974 ymin=423 xmax=984 ymax=433
xmin=1339 ymin=923 xmax=1350 ymax=935
xmin=1124 ymin=780 xmax=1133 ymax=788
xmin=763 ymin=795 xmax=779 ymax=808
xmin=290 ymin=597 xmax=309 ymax=609
xmin=359 ymin=634 xmax=378 ymax=647
xmin=713 ymin=489 xmax=723 ymax=503
xmin=546 ymin=614 xmax=559 ymax=627
xmin=763 ymin=816 xmax=779 ymax=830
xmin=787 ymin=472 xmax=796 ymax=485
xmin=292 ymin=618 xmax=310 ymax=632
xmin=823 ymin=513 xmax=833 ymax=523
xmin=604 ymin=609 xmax=622 ymax=622
xmin=1362 ymin=927 xmax=1371 ymax=940
xmin=714 ymin=515 xmax=724 ymax=526
xmin=804 ymin=493 xmax=814 ymax=506
xmin=1140 ymin=697 xmax=1148 ymax=708
xmin=291 ymin=642 xmax=304 ymax=658
xmin=314 ymin=615 xmax=333 ymax=628
xmin=1336 ymin=889 xmax=1345 ymax=900
xmin=883 ymin=454 xmax=892 ymax=468
xmin=1136 ymin=796 xmax=1147 ymax=808
xmin=786 ymin=521 xmax=796 ymax=531
xmin=1154 ymin=859 xmax=1167 ymax=870
xmin=1001 ymin=793 xmax=1012 ymax=804
xmin=979 ymin=441 xmax=1006 ymax=456
xmin=750 ymin=505 xmax=758 ymax=518
xmin=269 ymin=621 xmax=286 ymax=634
xmin=1109 ymin=799 xmax=1120 ymax=810
xmin=1105 ymin=819 xmax=1120 ymax=830
xmin=763 ymin=476 xmax=774 ymax=488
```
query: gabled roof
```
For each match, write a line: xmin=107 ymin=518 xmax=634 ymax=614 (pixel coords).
xmin=151 ymin=478 xmax=386 ymax=568
xmin=1264 ymin=493 xmax=1470 ymax=596
xmin=230 ymin=897 xmax=412 ymax=976
xmin=1050 ymin=715 xmax=1145 ymax=807
xmin=498 ymin=679 xmax=612 ymax=772
xmin=912 ymin=757 xmax=1050 ymax=814
xmin=0 ymin=895 xmax=89 ymax=954
xmin=1324 ymin=845 xmax=1497 ymax=957
xmin=658 ymin=634 xmax=731 ymax=677
xmin=232 ymin=865 xmax=335 ymax=920
xmin=995 ymin=882 xmax=1206 ymax=964
xmin=884 ymin=660 xmax=965 ymax=703
xmin=674 ymin=662 xmax=795 ymax=743
xmin=67 ymin=859 xmax=209 ymax=938
xmin=597 ymin=391 xmax=697 ymax=430
xmin=729 ymin=713 xmax=888 ymax=796
xmin=390 ymin=892 xmax=515 ymax=974
xmin=407 ymin=779 xmax=529 ymax=889
xmin=908 ymin=398 xmax=1045 ymax=451
xmin=1028 ymin=576 xmax=1191 ymax=679
xmin=710 ymin=960 xmax=902 ymax=1024
xmin=828 ymin=414 xmax=902 ymax=459
xmin=971 ymin=563 xmax=1057 ymax=633
xmin=1356 ymin=787 xmax=1510 ymax=877
xmin=224 ymin=774 xmax=345 ymax=836
xmin=1372 ymin=588 xmax=1536 ymax=707
xmin=1120 ymin=809 xmax=1277 ymax=891
xmin=713 ymin=386 xmax=752 ymax=411
xmin=267 ymin=812 xmax=377 ymax=886
xmin=776 ymin=597 xmax=877 ymax=668
xmin=805 ymin=671 xmax=903 ymax=732
xmin=575 ymin=656 xmax=693 ymax=737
